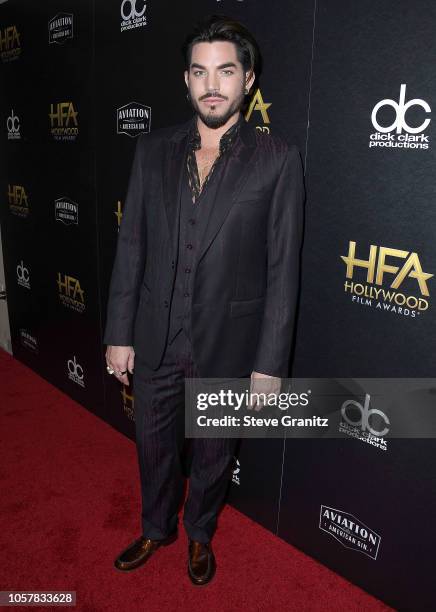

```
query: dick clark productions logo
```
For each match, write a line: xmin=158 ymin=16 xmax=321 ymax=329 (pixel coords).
xmin=339 ymin=393 xmax=389 ymax=452
xmin=16 ymin=260 xmax=30 ymax=289
xmin=120 ymin=0 xmax=147 ymax=32
xmin=7 ymin=109 xmax=20 ymax=140
xmin=369 ymin=84 xmax=431 ymax=149
xmin=67 ymin=355 xmax=85 ymax=387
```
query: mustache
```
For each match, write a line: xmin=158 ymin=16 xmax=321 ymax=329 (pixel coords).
xmin=199 ymin=93 xmax=228 ymax=101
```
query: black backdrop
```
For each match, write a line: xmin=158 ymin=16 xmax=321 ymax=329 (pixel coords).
xmin=1 ymin=1 xmax=435 ymax=609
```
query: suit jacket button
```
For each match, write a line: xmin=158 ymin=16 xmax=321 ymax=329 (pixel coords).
xmin=164 ymin=300 xmax=169 ymax=307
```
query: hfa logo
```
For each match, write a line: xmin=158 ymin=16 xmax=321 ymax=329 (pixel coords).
xmin=369 ymin=84 xmax=431 ymax=150
xmin=341 ymin=240 xmax=433 ymax=318
xmin=319 ymin=505 xmax=381 ymax=560
xmin=120 ymin=0 xmax=147 ymax=32
xmin=117 ymin=102 xmax=151 ymax=137
xmin=67 ymin=355 xmax=85 ymax=387
xmin=8 ymin=184 xmax=29 ymax=217
xmin=339 ymin=393 xmax=389 ymax=451
xmin=49 ymin=102 xmax=79 ymax=141
xmin=245 ymin=89 xmax=271 ymax=133
xmin=57 ymin=273 xmax=85 ymax=313
xmin=48 ymin=13 xmax=74 ymax=45
xmin=114 ymin=201 xmax=123 ymax=231
xmin=232 ymin=457 xmax=240 ymax=485
xmin=55 ymin=197 xmax=79 ymax=226
xmin=7 ymin=110 xmax=21 ymax=140
xmin=16 ymin=260 xmax=30 ymax=289
xmin=0 ymin=25 xmax=21 ymax=62
xmin=121 ymin=386 xmax=135 ymax=421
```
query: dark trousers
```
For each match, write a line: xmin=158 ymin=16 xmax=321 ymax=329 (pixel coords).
xmin=132 ymin=326 xmax=238 ymax=544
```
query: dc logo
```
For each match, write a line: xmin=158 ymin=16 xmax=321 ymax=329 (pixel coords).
xmin=16 ymin=260 xmax=29 ymax=283
xmin=67 ymin=355 xmax=84 ymax=380
xmin=341 ymin=393 xmax=390 ymax=437
xmin=7 ymin=110 xmax=20 ymax=133
xmin=232 ymin=456 xmax=240 ymax=485
xmin=371 ymin=84 xmax=431 ymax=134
xmin=232 ymin=457 xmax=240 ymax=475
xmin=120 ymin=0 xmax=146 ymax=20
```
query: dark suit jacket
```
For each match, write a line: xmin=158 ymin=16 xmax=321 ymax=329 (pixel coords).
xmin=103 ymin=115 xmax=305 ymax=378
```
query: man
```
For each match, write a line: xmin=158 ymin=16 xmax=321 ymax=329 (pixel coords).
xmin=104 ymin=14 xmax=304 ymax=586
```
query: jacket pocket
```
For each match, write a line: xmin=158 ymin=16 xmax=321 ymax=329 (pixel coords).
xmin=230 ymin=295 xmax=265 ymax=318
xmin=235 ymin=198 xmax=264 ymax=205
xmin=236 ymin=185 xmax=270 ymax=204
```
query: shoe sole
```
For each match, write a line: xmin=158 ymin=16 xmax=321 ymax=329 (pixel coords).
xmin=114 ymin=531 xmax=178 ymax=572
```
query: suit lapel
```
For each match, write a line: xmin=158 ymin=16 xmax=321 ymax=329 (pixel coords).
xmin=162 ymin=115 xmax=257 ymax=262
xmin=196 ymin=118 xmax=257 ymax=263
xmin=163 ymin=117 xmax=192 ymax=252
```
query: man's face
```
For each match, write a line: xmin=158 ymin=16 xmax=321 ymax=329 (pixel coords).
xmin=184 ymin=40 xmax=255 ymax=129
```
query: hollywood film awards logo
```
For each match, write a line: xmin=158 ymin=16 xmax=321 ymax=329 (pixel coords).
xmin=19 ymin=329 xmax=39 ymax=353
xmin=57 ymin=273 xmax=85 ymax=313
xmin=7 ymin=110 xmax=21 ymax=140
xmin=67 ymin=355 xmax=85 ymax=387
xmin=121 ymin=386 xmax=135 ymax=421
xmin=49 ymin=102 xmax=79 ymax=141
xmin=16 ymin=260 xmax=30 ymax=289
xmin=339 ymin=393 xmax=389 ymax=451
xmin=120 ymin=0 xmax=147 ymax=32
xmin=341 ymin=240 xmax=433 ymax=319
xmin=369 ymin=84 xmax=431 ymax=150
xmin=320 ymin=505 xmax=381 ymax=560
xmin=245 ymin=88 xmax=272 ymax=133
xmin=8 ymin=184 xmax=29 ymax=217
xmin=232 ymin=457 xmax=241 ymax=485
xmin=55 ymin=197 xmax=78 ymax=226
xmin=117 ymin=102 xmax=151 ymax=137
xmin=48 ymin=13 xmax=74 ymax=44
xmin=0 ymin=25 xmax=21 ymax=62
xmin=114 ymin=200 xmax=123 ymax=231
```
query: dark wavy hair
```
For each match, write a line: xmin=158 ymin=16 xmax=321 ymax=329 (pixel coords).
xmin=181 ymin=14 xmax=261 ymax=78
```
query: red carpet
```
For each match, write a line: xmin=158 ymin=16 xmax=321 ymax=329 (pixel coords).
xmin=0 ymin=348 xmax=392 ymax=611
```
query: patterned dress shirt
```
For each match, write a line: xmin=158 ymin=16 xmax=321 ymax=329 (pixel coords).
xmin=186 ymin=113 xmax=243 ymax=203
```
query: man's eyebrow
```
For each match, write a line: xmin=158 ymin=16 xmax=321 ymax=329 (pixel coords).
xmin=217 ymin=62 xmax=237 ymax=69
xmin=190 ymin=62 xmax=238 ymax=70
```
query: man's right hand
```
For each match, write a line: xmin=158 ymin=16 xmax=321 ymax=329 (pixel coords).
xmin=105 ymin=345 xmax=135 ymax=386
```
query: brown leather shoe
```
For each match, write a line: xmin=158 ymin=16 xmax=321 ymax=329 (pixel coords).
xmin=114 ymin=531 xmax=177 ymax=572
xmin=187 ymin=540 xmax=216 ymax=586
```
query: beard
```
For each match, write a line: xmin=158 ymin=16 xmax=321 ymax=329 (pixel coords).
xmin=187 ymin=87 xmax=245 ymax=129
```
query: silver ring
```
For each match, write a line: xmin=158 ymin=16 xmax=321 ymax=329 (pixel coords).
xmin=106 ymin=365 xmax=115 ymax=375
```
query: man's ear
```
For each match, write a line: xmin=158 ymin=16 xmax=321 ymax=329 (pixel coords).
xmin=184 ymin=70 xmax=189 ymax=89
xmin=245 ymin=70 xmax=255 ymax=92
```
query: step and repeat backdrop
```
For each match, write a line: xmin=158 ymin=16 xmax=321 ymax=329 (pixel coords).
xmin=1 ymin=1 xmax=435 ymax=609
